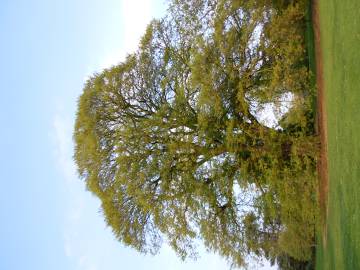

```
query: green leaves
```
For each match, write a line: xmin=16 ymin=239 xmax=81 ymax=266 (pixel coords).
xmin=74 ymin=0 xmax=318 ymax=268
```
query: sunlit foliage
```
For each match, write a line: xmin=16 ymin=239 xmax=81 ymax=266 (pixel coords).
xmin=74 ymin=0 xmax=318 ymax=268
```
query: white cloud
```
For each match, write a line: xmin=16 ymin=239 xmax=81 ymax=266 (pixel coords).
xmin=83 ymin=0 xmax=156 ymax=79
xmin=52 ymin=111 xmax=99 ymax=270
xmin=78 ymin=255 xmax=98 ymax=270
xmin=52 ymin=113 xmax=76 ymax=185
xmin=64 ymin=237 xmax=73 ymax=258
xmin=121 ymin=0 xmax=153 ymax=54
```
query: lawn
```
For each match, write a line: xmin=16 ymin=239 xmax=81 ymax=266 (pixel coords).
xmin=316 ymin=0 xmax=360 ymax=269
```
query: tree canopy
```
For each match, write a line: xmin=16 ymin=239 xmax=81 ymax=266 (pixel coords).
xmin=74 ymin=0 xmax=318 ymax=268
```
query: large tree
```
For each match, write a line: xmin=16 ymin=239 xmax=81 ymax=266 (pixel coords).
xmin=74 ymin=0 xmax=318 ymax=268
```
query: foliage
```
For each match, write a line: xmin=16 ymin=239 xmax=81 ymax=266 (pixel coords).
xmin=74 ymin=0 xmax=318 ymax=268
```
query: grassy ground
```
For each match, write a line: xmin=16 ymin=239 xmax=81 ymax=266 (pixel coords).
xmin=316 ymin=0 xmax=360 ymax=269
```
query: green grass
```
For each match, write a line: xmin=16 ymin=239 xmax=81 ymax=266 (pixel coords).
xmin=316 ymin=0 xmax=360 ymax=269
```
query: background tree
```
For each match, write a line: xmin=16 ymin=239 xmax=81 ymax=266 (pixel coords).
xmin=74 ymin=0 xmax=318 ymax=268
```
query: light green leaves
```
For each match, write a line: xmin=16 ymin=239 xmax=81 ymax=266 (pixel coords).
xmin=74 ymin=0 xmax=318 ymax=268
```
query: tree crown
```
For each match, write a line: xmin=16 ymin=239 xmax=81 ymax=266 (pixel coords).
xmin=74 ymin=0 xmax=318 ymax=268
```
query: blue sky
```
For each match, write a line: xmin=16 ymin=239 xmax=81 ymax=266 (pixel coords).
xmin=0 ymin=1 xmax=276 ymax=269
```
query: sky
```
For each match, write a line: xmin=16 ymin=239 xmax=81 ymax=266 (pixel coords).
xmin=0 ymin=1 xmax=276 ymax=269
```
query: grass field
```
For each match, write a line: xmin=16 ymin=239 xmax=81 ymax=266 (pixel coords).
xmin=316 ymin=0 xmax=360 ymax=269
